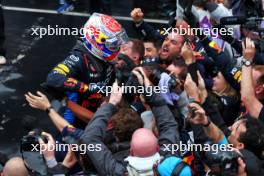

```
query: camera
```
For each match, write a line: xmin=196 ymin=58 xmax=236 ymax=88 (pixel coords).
xmin=20 ymin=129 xmax=48 ymax=175
xmin=189 ymin=107 xmax=197 ymax=119
xmin=115 ymin=53 xmax=136 ymax=85
xmin=199 ymin=142 xmax=241 ymax=176
xmin=21 ymin=129 xmax=44 ymax=152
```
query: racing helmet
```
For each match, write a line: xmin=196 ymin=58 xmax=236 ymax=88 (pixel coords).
xmin=82 ymin=13 xmax=128 ymax=63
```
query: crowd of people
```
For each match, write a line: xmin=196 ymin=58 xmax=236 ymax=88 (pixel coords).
xmin=1 ymin=0 xmax=264 ymax=175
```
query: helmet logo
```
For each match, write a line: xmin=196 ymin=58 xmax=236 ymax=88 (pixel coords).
xmin=101 ymin=15 xmax=121 ymax=33
xmin=85 ymin=25 xmax=100 ymax=38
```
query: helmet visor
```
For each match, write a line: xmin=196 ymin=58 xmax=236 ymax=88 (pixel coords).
xmin=105 ymin=28 xmax=129 ymax=52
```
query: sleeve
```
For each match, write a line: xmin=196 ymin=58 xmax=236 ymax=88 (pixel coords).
xmin=202 ymin=94 xmax=229 ymax=136
xmin=46 ymin=53 xmax=89 ymax=93
xmin=144 ymin=93 xmax=181 ymax=157
xmin=46 ymin=158 xmax=68 ymax=175
xmin=201 ymin=37 xmax=241 ymax=90
xmin=253 ymin=52 xmax=264 ymax=65
xmin=134 ymin=21 xmax=165 ymax=42
xmin=80 ymin=103 xmax=126 ymax=176
xmin=258 ymin=106 xmax=264 ymax=123
xmin=61 ymin=125 xmax=84 ymax=139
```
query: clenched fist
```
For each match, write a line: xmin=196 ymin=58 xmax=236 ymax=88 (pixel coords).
xmin=130 ymin=8 xmax=144 ymax=23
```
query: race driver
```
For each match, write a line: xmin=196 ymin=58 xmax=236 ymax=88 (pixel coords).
xmin=45 ymin=13 xmax=128 ymax=128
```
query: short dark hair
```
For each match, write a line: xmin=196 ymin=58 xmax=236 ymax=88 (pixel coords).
xmin=143 ymin=38 xmax=162 ymax=50
xmin=239 ymin=117 xmax=264 ymax=156
xmin=171 ymin=56 xmax=188 ymax=81
xmin=253 ymin=65 xmax=264 ymax=85
xmin=130 ymin=38 xmax=145 ymax=61
xmin=112 ymin=107 xmax=143 ymax=142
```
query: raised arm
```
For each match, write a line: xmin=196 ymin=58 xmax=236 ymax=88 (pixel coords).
xmin=132 ymin=67 xmax=181 ymax=157
xmin=25 ymin=91 xmax=69 ymax=132
xmin=241 ymin=38 xmax=263 ymax=119
xmin=130 ymin=8 xmax=165 ymax=41
xmin=80 ymin=82 xmax=126 ymax=176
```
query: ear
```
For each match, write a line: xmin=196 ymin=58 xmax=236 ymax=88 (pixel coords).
xmin=236 ymin=142 xmax=244 ymax=150
xmin=129 ymin=148 xmax=134 ymax=156
xmin=132 ymin=54 xmax=140 ymax=62
xmin=156 ymin=145 xmax=160 ymax=152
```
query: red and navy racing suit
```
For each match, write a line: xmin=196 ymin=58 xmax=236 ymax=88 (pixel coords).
xmin=46 ymin=39 xmax=115 ymax=128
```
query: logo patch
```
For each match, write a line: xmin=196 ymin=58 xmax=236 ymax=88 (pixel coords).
xmin=101 ymin=15 xmax=121 ymax=33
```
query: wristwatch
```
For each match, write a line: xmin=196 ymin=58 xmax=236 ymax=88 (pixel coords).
xmin=242 ymin=58 xmax=252 ymax=67
xmin=45 ymin=106 xmax=53 ymax=114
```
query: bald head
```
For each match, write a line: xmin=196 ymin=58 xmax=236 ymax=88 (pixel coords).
xmin=3 ymin=157 xmax=28 ymax=176
xmin=130 ymin=128 xmax=158 ymax=157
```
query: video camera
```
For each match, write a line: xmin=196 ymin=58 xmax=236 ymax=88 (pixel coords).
xmin=220 ymin=0 xmax=264 ymax=52
xmin=220 ymin=15 xmax=264 ymax=52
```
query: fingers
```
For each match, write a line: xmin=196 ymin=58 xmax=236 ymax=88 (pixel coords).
xmin=188 ymin=103 xmax=204 ymax=114
xmin=29 ymin=103 xmax=39 ymax=109
xmin=37 ymin=91 xmax=46 ymax=98
xmin=197 ymin=71 xmax=205 ymax=88
xmin=132 ymin=70 xmax=142 ymax=80
xmin=188 ymin=102 xmax=201 ymax=109
xmin=25 ymin=92 xmax=36 ymax=101
xmin=41 ymin=132 xmax=55 ymax=144
xmin=25 ymin=94 xmax=41 ymax=109
xmin=25 ymin=94 xmax=35 ymax=103
xmin=112 ymin=81 xmax=122 ymax=93
xmin=28 ymin=92 xmax=40 ymax=99
xmin=134 ymin=67 xmax=146 ymax=76
xmin=244 ymin=37 xmax=255 ymax=49
xmin=185 ymin=73 xmax=194 ymax=84
xmin=197 ymin=71 xmax=202 ymax=81
xmin=237 ymin=157 xmax=246 ymax=175
xmin=38 ymin=137 xmax=45 ymax=145
xmin=242 ymin=40 xmax=245 ymax=51
xmin=25 ymin=92 xmax=42 ymax=103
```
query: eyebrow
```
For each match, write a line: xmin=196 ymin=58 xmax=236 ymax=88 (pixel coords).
xmin=235 ymin=120 xmax=246 ymax=133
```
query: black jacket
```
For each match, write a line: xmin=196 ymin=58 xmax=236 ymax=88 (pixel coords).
xmin=46 ymin=39 xmax=115 ymax=95
xmin=80 ymin=93 xmax=181 ymax=176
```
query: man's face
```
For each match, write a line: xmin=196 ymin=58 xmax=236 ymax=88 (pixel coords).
xmin=160 ymin=32 xmax=184 ymax=60
xmin=143 ymin=42 xmax=158 ymax=58
xmin=167 ymin=64 xmax=183 ymax=77
xmin=228 ymin=120 xmax=247 ymax=149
